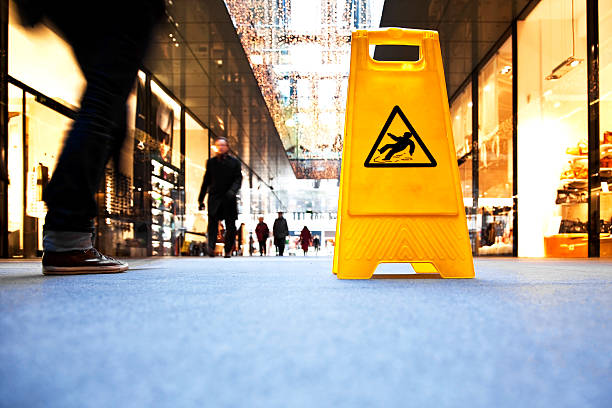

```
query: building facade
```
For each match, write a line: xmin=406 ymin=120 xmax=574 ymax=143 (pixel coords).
xmin=0 ymin=0 xmax=295 ymax=258
xmin=382 ymin=0 xmax=610 ymax=258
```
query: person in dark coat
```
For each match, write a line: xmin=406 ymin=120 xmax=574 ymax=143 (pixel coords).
xmin=255 ymin=217 xmax=270 ymax=256
xmin=299 ymin=226 xmax=312 ymax=256
xmin=272 ymin=212 xmax=289 ymax=256
xmin=14 ymin=0 xmax=164 ymax=274
xmin=198 ymin=137 xmax=242 ymax=258
xmin=312 ymin=235 xmax=321 ymax=254
xmin=248 ymin=232 xmax=255 ymax=256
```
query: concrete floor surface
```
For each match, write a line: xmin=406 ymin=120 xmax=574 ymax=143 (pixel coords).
xmin=0 ymin=256 xmax=611 ymax=407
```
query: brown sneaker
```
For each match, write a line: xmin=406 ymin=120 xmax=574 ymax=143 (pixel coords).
xmin=42 ymin=248 xmax=128 ymax=275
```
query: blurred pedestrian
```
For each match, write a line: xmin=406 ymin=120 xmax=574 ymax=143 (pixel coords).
xmin=273 ymin=212 xmax=289 ymax=256
xmin=235 ymin=222 xmax=246 ymax=256
xmin=13 ymin=0 xmax=165 ymax=274
xmin=198 ymin=138 xmax=242 ymax=258
xmin=248 ymin=232 xmax=255 ymax=256
xmin=255 ymin=217 xmax=269 ymax=256
xmin=299 ymin=226 xmax=312 ymax=256
xmin=313 ymin=235 xmax=321 ymax=254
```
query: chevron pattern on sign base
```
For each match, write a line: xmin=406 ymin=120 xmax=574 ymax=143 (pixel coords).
xmin=341 ymin=217 xmax=469 ymax=263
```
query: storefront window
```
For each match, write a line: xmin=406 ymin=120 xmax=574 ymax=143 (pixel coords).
xmin=8 ymin=2 xmax=85 ymax=108
xmin=96 ymin=84 xmax=140 ymax=257
xmin=451 ymin=84 xmax=473 ymax=160
xmin=151 ymin=80 xmax=182 ymax=169
xmin=477 ymin=38 xmax=513 ymax=255
xmin=24 ymin=93 xmax=73 ymax=255
xmin=184 ymin=113 xmax=209 ymax=251
xmin=600 ymin=0 xmax=612 ymax=257
xmin=148 ymin=80 xmax=183 ymax=256
xmin=518 ymin=0 xmax=588 ymax=257
xmin=450 ymin=83 xmax=476 ymax=249
xmin=7 ymin=85 xmax=24 ymax=257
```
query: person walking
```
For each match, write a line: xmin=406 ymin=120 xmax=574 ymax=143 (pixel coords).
xmin=272 ymin=212 xmax=289 ymax=256
xmin=255 ymin=217 xmax=269 ymax=256
xmin=313 ymin=235 xmax=321 ymax=255
xmin=248 ymin=232 xmax=255 ymax=256
xmin=198 ymin=138 xmax=242 ymax=258
xmin=13 ymin=0 xmax=165 ymax=274
xmin=235 ymin=223 xmax=246 ymax=256
xmin=299 ymin=226 xmax=312 ymax=256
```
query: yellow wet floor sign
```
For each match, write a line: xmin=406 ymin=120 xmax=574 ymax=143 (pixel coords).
xmin=333 ymin=28 xmax=474 ymax=279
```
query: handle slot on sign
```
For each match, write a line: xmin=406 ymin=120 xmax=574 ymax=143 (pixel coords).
xmin=371 ymin=45 xmax=420 ymax=62
xmin=359 ymin=28 xmax=433 ymax=70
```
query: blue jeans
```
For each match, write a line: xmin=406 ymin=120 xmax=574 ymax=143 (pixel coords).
xmin=40 ymin=1 xmax=163 ymax=250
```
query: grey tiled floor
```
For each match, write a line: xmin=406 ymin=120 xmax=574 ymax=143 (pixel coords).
xmin=1 ymin=256 xmax=611 ymax=407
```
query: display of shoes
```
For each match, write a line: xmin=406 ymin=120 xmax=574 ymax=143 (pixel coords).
xmin=566 ymin=141 xmax=587 ymax=156
xmin=559 ymin=219 xmax=588 ymax=234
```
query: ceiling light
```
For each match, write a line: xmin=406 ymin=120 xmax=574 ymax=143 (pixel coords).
xmin=545 ymin=56 xmax=582 ymax=80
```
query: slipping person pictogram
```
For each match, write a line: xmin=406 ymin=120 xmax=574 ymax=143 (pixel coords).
xmin=378 ymin=132 xmax=415 ymax=161
xmin=364 ymin=105 xmax=437 ymax=168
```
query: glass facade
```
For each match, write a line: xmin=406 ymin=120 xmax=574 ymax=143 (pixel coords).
xmin=477 ymin=38 xmax=513 ymax=255
xmin=7 ymin=84 xmax=23 ymax=257
xmin=2 ymin=0 xmax=611 ymax=258
xmin=447 ymin=0 xmax=608 ymax=257
xmin=450 ymin=83 xmax=475 ymax=249
xmin=518 ymin=0 xmax=588 ymax=257
xmin=2 ymin=0 xmax=293 ymax=258
xmin=600 ymin=0 xmax=612 ymax=256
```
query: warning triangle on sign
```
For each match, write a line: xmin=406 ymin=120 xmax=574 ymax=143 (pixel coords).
xmin=364 ymin=106 xmax=437 ymax=167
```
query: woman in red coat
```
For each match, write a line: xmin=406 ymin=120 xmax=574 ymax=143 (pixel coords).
xmin=299 ymin=226 xmax=312 ymax=256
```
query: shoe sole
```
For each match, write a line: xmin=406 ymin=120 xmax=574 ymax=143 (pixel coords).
xmin=42 ymin=264 xmax=129 ymax=275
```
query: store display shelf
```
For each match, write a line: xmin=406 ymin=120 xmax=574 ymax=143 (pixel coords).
xmin=152 ymin=174 xmax=176 ymax=188
xmin=152 ymin=224 xmax=173 ymax=230
xmin=152 ymin=207 xmax=174 ymax=214
xmin=559 ymin=178 xmax=587 ymax=183
xmin=153 ymin=209 xmax=174 ymax=215
xmin=152 ymin=223 xmax=173 ymax=230
xmin=151 ymin=157 xmax=180 ymax=172
xmin=151 ymin=190 xmax=174 ymax=200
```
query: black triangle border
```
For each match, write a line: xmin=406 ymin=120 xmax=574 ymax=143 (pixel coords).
xmin=364 ymin=105 xmax=438 ymax=168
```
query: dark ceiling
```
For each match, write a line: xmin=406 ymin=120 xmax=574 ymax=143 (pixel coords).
xmin=377 ymin=0 xmax=533 ymax=100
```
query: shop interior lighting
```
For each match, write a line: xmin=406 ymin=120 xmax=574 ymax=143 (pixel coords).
xmin=545 ymin=56 xmax=583 ymax=80
xmin=545 ymin=0 xmax=582 ymax=81
xmin=500 ymin=65 xmax=512 ymax=75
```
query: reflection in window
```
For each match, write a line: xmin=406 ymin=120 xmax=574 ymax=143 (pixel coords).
xmin=477 ymin=37 xmax=513 ymax=255
xmin=7 ymin=85 xmax=24 ymax=257
xmin=185 ymin=113 xmax=209 ymax=237
xmin=25 ymin=93 xmax=73 ymax=254
xmin=450 ymin=83 xmax=475 ymax=252
xmin=518 ymin=0 xmax=587 ymax=257
xmin=600 ymin=0 xmax=612 ymax=257
xmin=451 ymin=84 xmax=473 ymax=159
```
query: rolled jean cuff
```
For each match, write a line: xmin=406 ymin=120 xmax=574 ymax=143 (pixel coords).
xmin=43 ymin=230 xmax=94 ymax=252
